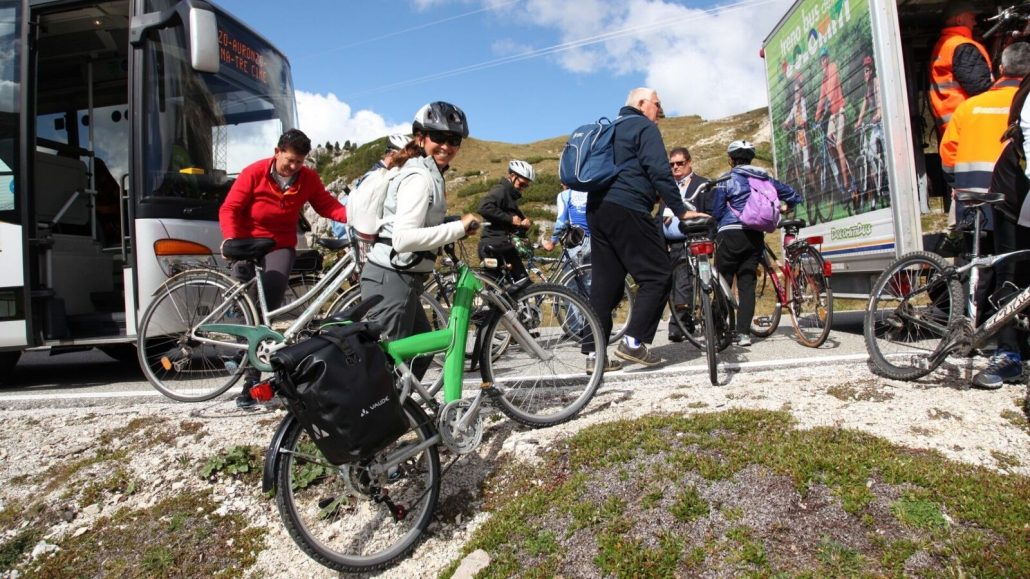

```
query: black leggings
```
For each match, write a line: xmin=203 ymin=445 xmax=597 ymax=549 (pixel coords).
xmin=715 ymin=229 xmax=764 ymax=335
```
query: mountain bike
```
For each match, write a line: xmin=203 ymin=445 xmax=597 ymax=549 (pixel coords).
xmin=853 ymin=121 xmax=887 ymax=213
xmin=252 ymin=227 xmax=607 ymax=572
xmin=666 ymin=214 xmax=736 ymax=385
xmin=750 ymin=219 xmax=834 ymax=347
xmin=864 ymin=190 xmax=1030 ymax=380
xmin=136 ymin=236 xmax=366 ymax=402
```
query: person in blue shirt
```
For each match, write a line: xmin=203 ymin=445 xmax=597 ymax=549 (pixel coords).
xmin=710 ymin=140 xmax=802 ymax=347
xmin=542 ymin=184 xmax=590 ymax=266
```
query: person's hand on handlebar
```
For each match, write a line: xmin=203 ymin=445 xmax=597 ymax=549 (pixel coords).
xmin=460 ymin=213 xmax=480 ymax=234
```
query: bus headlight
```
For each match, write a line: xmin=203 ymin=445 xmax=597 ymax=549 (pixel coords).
xmin=154 ymin=239 xmax=217 ymax=277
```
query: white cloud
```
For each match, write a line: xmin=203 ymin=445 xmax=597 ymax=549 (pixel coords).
xmin=498 ymin=0 xmax=795 ymax=119
xmin=295 ymin=90 xmax=409 ymax=149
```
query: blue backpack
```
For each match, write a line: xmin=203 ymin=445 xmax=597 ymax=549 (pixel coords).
xmin=559 ymin=116 xmax=634 ymax=192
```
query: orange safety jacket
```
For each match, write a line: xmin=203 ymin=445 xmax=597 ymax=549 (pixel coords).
xmin=940 ymin=78 xmax=1021 ymax=191
xmin=930 ymin=26 xmax=992 ymax=134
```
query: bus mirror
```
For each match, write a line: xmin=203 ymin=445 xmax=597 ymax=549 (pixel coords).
xmin=188 ymin=7 xmax=219 ymax=73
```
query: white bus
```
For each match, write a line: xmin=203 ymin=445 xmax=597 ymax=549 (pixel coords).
xmin=0 ymin=0 xmax=296 ymax=374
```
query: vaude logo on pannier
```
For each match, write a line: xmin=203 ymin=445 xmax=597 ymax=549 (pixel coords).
xmin=360 ymin=395 xmax=393 ymax=418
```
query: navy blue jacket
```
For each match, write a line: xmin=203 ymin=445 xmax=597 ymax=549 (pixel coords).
xmin=590 ymin=106 xmax=687 ymax=217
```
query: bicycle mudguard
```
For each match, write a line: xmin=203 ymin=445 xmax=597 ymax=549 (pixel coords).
xmin=198 ymin=323 xmax=284 ymax=372
xmin=262 ymin=413 xmax=297 ymax=493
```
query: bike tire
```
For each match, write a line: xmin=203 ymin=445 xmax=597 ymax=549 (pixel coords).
xmin=788 ymin=246 xmax=833 ymax=347
xmin=701 ymin=286 xmax=719 ymax=385
xmin=136 ymin=269 xmax=258 ymax=402
xmin=750 ymin=257 xmax=782 ymax=338
xmin=480 ymin=283 xmax=605 ymax=428
xmin=557 ymin=264 xmax=634 ymax=344
xmin=275 ymin=399 xmax=440 ymax=573
xmin=863 ymin=251 xmax=962 ymax=380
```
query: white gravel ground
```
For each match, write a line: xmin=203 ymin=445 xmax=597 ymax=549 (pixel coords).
xmin=1 ymin=357 xmax=1027 ymax=578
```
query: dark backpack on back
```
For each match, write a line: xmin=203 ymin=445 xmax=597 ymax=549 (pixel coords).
xmin=271 ymin=321 xmax=407 ymax=465
xmin=559 ymin=116 xmax=634 ymax=192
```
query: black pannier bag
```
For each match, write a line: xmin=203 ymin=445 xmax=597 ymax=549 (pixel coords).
xmin=270 ymin=321 xmax=407 ymax=465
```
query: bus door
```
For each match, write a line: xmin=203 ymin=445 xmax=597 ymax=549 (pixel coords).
xmin=28 ymin=0 xmax=133 ymax=348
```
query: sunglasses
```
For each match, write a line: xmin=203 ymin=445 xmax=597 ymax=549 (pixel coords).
xmin=670 ymin=160 xmax=688 ymax=167
xmin=426 ymin=130 xmax=463 ymax=147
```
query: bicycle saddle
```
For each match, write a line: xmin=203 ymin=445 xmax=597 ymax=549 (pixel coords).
xmin=222 ymin=238 xmax=276 ymax=260
xmin=315 ymin=238 xmax=351 ymax=251
xmin=481 ymin=244 xmax=509 ymax=258
xmin=955 ymin=190 xmax=1005 ymax=206
xmin=678 ymin=216 xmax=714 ymax=235
xmin=779 ymin=218 xmax=806 ymax=229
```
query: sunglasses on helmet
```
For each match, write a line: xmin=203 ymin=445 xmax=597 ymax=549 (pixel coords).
xmin=426 ymin=130 xmax=463 ymax=147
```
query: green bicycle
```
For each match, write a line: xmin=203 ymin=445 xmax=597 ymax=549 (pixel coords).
xmin=219 ymin=230 xmax=606 ymax=572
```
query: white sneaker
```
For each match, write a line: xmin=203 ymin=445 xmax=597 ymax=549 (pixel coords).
xmin=737 ymin=334 xmax=752 ymax=347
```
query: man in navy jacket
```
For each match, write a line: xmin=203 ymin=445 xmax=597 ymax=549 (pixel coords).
xmin=583 ymin=87 xmax=706 ymax=372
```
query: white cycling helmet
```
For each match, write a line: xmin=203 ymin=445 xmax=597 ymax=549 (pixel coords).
xmin=386 ymin=133 xmax=411 ymax=151
xmin=508 ymin=159 xmax=535 ymax=182
xmin=727 ymin=139 xmax=756 ymax=161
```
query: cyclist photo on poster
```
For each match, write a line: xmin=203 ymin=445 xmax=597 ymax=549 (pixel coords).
xmin=765 ymin=0 xmax=889 ymax=226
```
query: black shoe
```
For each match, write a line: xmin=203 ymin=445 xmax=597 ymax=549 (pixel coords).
xmin=668 ymin=333 xmax=685 ymax=343
xmin=235 ymin=393 xmax=258 ymax=410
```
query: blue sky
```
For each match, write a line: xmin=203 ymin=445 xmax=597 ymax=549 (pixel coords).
xmin=216 ymin=0 xmax=793 ymax=147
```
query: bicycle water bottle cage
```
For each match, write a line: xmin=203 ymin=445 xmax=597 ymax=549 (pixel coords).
xmin=678 ymin=216 xmax=714 ymax=236
xmin=222 ymin=238 xmax=276 ymax=260
xmin=955 ymin=190 xmax=1004 ymax=207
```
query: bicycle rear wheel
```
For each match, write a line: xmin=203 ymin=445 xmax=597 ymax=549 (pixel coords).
xmin=750 ymin=257 xmax=782 ymax=338
xmin=789 ymin=247 xmax=833 ymax=347
xmin=137 ymin=270 xmax=257 ymax=402
xmin=864 ymin=251 xmax=962 ymax=380
xmin=275 ymin=400 xmax=440 ymax=573
xmin=480 ymin=283 xmax=605 ymax=428
xmin=701 ymin=286 xmax=719 ymax=385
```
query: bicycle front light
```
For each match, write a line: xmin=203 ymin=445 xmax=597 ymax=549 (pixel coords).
xmin=154 ymin=239 xmax=217 ymax=277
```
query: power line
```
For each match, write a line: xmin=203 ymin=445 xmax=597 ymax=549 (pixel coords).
xmin=347 ymin=0 xmax=783 ymax=97
xmin=297 ymin=0 xmax=522 ymax=59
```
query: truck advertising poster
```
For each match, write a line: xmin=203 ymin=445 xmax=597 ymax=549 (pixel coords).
xmin=764 ymin=0 xmax=888 ymax=228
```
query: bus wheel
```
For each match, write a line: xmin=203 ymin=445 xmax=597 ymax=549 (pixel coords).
xmin=0 ymin=351 xmax=21 ymax=380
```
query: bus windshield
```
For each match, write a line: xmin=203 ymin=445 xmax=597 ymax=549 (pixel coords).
xmin=141 ymin=3 xmax=296 ymax=211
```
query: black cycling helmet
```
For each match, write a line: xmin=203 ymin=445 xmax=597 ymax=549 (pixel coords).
xmin=412 ymin=101 xmax=469 ymax=137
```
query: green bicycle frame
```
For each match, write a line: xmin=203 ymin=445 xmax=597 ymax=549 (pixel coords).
xmin=382 ymin=264 xmax=482 ymax=404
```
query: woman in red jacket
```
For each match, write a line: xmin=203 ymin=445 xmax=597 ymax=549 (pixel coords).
xmin=218 ymin=128 xmax=347 ymax=408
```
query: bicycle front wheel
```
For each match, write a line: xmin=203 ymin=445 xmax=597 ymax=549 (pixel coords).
xmin=789 ymin=247 xmax=833 ymax=347
xmin=750 ymin=258 xmax=782 ymax=338
xmin=480 ymin=283 xmax=605 ymax=428
xmin=701 ymin=286 xmax=719 ymax=385
xmin=864 ymin=251 xmax=962 ymax=380
xmin=275 ymin=400 xmax=440 ymax=573
xmin=137 ymin=270 xmax=257 ymax=402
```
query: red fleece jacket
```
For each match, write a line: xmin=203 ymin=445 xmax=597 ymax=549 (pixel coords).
xmin=219 ymin=158 xmax=347 ymax=250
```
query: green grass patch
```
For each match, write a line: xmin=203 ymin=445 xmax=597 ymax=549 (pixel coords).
xmin=24 ymin=489 xmax=264 ymax=578
xmin=0 ymin=528 xmax=41 ymax=572
xmin=40 ymin=447 xmax=130 ymax=493
xmin=447 ymin=409 xmax=1030 ymax=577
xmin=200 ymin=445 xmax=262 ymax=483
xmin=455 ymin=179 xmax=491 ymax=199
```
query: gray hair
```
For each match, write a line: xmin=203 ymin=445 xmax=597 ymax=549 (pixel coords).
xmin=1002 ymin=42 xmax=1030 ymax=78
xmin=625 ymin=87 xmax=657 ymax=108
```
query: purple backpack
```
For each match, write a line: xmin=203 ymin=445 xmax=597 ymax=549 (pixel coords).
xmin=728 ymin=176 xmax=780 ymax=233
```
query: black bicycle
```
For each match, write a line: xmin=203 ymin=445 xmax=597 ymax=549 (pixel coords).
xmin=865 ymin=190 xmax=1030 ymax=380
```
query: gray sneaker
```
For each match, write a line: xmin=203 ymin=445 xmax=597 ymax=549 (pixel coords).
xmin=586 ymin=356 xmax=623 ymax=375
xmin=614 ymin=341 xmax=663 ymax=367
xmin=737 ymin=333 xmax=752 ymax=347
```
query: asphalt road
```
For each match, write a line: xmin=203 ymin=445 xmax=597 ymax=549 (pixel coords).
xmin=0 ymin=311 xmax=870 ymax=405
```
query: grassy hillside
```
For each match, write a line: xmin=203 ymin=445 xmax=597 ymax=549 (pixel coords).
xmin=314 ymin=108 xmax=773 ymax=238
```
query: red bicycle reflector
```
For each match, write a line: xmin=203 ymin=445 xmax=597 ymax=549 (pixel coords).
xmin=689 ymin=241 xmax=715 ymax=256
xmin=806 ymin=235 xmax=823 ymax=245
xmin=823 ymin=261 xmax=833 ymax=277
xmin=249 ymin=381 xmax=274 ymax=402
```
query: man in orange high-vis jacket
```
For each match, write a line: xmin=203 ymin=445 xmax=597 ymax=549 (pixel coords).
xmin=930 ymin=1 xmax=993 ymax=137
xmin=941 ymin=43 xmax=1030 ymax=232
